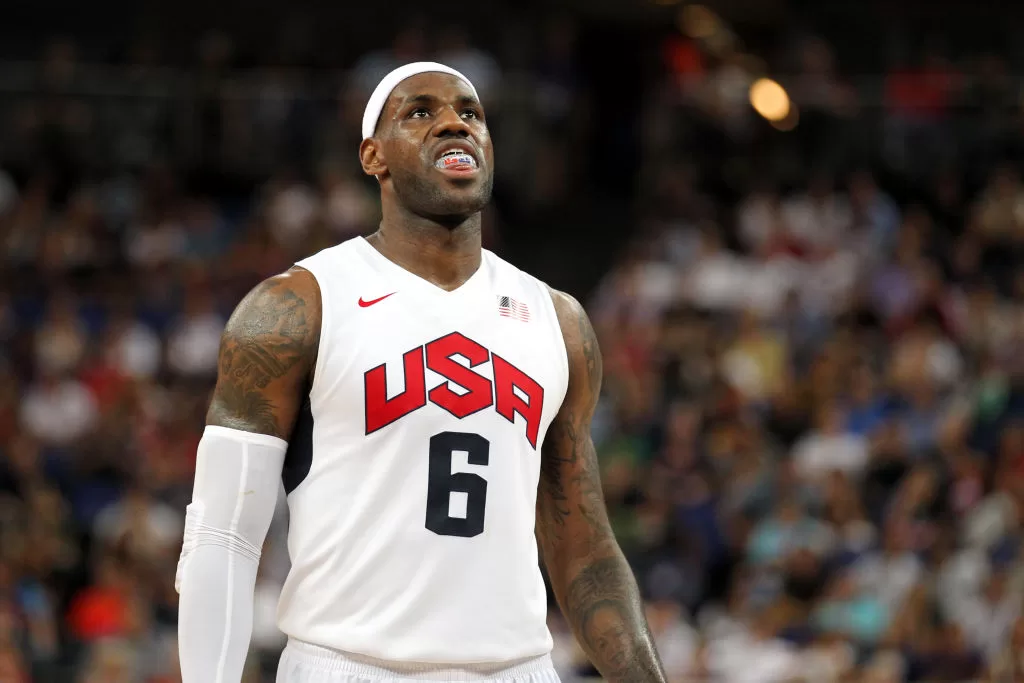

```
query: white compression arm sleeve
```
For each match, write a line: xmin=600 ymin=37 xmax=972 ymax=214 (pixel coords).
xmin=176 ymin=425 xmax=286 ymax=683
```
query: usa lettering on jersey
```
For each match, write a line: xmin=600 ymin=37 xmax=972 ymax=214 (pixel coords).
xmin=364 ymin=331 xmax=544 ymax=448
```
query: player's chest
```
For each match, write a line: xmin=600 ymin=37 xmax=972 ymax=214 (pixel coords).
xmin=323 ymin=303 xmax=566 ymax=447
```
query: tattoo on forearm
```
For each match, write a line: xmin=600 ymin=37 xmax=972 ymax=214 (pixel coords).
xmin=575 ymin=451 xmax=605 ymax=530
xmin=207 ymin=277 xmax=317 ymax=438
xmin=566 ymin=557 xmax=664 ymax=683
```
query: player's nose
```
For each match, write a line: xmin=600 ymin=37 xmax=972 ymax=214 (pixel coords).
xmin=433 ymin=106 xmax=471 ymax=138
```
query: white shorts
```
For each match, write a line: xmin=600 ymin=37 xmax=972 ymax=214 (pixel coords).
xmin=276 ymin=640 xmax=562 ymax=683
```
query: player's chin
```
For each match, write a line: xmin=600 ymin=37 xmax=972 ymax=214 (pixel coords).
xmin=437 ymin=192 xmax=489 ymax=218
xmin=434 ymin=171 xmax=491 ymax=206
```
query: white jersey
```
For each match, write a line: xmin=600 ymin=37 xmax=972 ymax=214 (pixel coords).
xmin=278 ymin=236 xmax=570 ymax=665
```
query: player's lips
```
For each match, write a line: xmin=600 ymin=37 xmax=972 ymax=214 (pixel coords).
xmin=433 ymin=142 xmax=479 ymax=173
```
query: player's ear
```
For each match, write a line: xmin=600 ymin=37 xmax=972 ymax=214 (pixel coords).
xmin=359 ymin=138 xmax=387 ymax=178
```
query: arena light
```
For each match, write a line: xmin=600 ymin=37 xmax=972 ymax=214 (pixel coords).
xmin=770 ymin=105 xmax=799 ymax=131
xmin=749 ymin=77 xmax=790 ymax=122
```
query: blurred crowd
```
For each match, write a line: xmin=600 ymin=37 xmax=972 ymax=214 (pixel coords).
xmin=2 ymin=7 xmax=1024 ymax=683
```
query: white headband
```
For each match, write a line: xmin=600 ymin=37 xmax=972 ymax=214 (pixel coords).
xmin=361 ymin=61 xmax=480 ymax=140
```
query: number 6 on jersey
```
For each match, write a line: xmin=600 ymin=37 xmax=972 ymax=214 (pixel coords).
xmin=425 ymin=431 xmax=490 ymax=537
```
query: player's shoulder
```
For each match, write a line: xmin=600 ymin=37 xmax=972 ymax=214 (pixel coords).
xmin=544 ymin=287 xmax=585 ymax=324
xmin=226 ymin=266 xmax=322 ymax=339
xmin=264 ymin=266 xmax=322 ymax=304
xmin=212 ymin=264 xmax=323 ymax=403
xmin=538 ymin=284 xmax=600 ymax=401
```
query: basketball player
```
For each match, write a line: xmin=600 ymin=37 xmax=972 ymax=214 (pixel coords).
xmin=176 ymin=62 xmax=666 ymax=683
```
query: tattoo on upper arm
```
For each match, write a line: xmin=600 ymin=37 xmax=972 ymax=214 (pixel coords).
xmin=538 ymin=418 xmax=573 ymax=526
xmin=537 ymin=296 xmax=610 ymax=550
xmin=209 ymin=364 xmax=278 ymax=435
xmin=207 ymin=276 xmax=318 ymax=439
xmin=578 ymin=307 xmax=602 ymax=393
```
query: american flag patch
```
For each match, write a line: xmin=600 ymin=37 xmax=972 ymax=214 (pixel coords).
xmin=497 ymin=295 xmax=530 ymax=322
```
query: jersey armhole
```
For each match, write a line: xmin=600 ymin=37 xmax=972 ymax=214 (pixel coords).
xmin=284 ymin=263 xmax=328 ymax=496
xmin=295 ymin=264 xmax=331 ymax=402
xmin=538 ymin=280 xmax=571 ymax=399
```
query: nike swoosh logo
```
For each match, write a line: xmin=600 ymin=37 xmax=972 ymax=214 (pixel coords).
xmin=358 ymin=292 xmax=397 ymax=308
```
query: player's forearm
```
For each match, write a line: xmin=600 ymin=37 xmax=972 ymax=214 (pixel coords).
xmin=178 ymin=544 xmax=257 ymax=682
xmin=176 ymin=426 xmax=286 ymax=683
xmin=536 ymin=421 xmax=666 ymax=683
xmin=549 ymin=546 xmax=667 ymax=683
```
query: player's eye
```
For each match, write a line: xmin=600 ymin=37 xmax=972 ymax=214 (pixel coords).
xmin=410 ymin=108 xmax=430 ymax=119
xmin=461 ymin=109 xmax=480 ymax=120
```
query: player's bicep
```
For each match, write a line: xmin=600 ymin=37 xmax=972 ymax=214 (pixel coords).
xmin=536 ymin=290 xmax=614 ymax=566
xmin=206 ymin=267 xmax=321 ymax=440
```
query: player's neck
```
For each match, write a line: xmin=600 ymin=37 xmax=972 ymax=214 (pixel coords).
xmin=369 ymin=213 xmax=482 ymax=292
